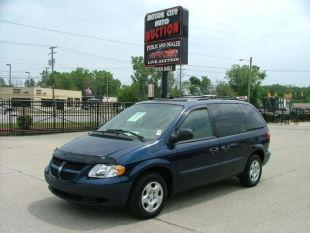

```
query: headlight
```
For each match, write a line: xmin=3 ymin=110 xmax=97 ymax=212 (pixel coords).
xmin=88 ymin=164 xmax=126 ymax=178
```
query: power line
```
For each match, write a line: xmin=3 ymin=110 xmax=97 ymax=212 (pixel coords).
xmin=0 ymin=60 xmax=47 ymax=66
xmin=0 ymin=19 xmax=142 ymax=47
xmin=187 ymin=64 xmax=229 ymax=70
xmin=1 ymin=76 xmax=41 ymax=80
xmin=0 ymin=40 xmax=51 ymax=47
xmin=189 ymin=52 xmax=239 ymax=61
xmin=184 ymin=68 xmax=226 ymax=73
xmin=0 ymin=66 xmax=131 ymax=73
xmin=0 ymin=40 xmax=131 ymax=64
xmin=2 ymin=40 xmax=310 ymax=73
xmin=58 ymin=47 xmax=130 ymax=63
xmin=0 ymin=73 xmax=42 ymax=76
xmin=265 ymin=69 xmax=310 ymax=72
xmin=0 ymin=22 xmax=243 ymax=61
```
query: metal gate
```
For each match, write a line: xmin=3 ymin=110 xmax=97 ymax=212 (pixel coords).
xmin=0 ymin=100 xmax=133 ymax=136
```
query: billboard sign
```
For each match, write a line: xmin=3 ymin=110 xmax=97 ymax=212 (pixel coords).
xmin=144 ymin=6 xmax=188 ymax=67
xmin=154 ymin=65 xmax=176 ymax=72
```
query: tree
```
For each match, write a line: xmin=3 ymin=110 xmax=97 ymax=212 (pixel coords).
xmin=93 ymin=70 xmax=121 ymax=96
xmin=117 ymin=84 xmax=139 ymax=102
xmin=182 ymin=76 xmax=212 ymax=95
xmin=24 ymin=78 xmax=36 ymax=87
xmin=131 ymin=56 xmax=160 ymax=100
xmin=215 ymin=81 xmax=236 ymax=97
xmin=188 ymin=76 xmax=201 ymax=95
xmin=168 ymin=72 xmax=182 ymax=97
xmin=226 ymin=64 xmax=266 ymax=105
xmin=200 ymin=76 xmax=212 ymax=94
xmin=0 ymin=77 xmax=6 ymax=86
xmin=36 ymin=68 xmax=122 ymax=96
xmin=260 ymin=84 xmax=310 ymax=103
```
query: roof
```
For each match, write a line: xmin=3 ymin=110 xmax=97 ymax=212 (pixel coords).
xmin=139 ymin=97 xmax=248 ymax=108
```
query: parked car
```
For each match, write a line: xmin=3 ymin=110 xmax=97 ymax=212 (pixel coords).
xmin=0 ymin=103 xmax=13 ymax=115
xmin=112 ymin=102 xmax=126 ymax=114
xmin=81 ymin=98 xmax=100 ymax=110
xmin=45 ymin=99 xmax=271 ymax=219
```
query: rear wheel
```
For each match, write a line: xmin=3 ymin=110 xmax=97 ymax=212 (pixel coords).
xmin=239 ymin=155 xmax=262 ymax=187
xmin=127 ymin=172 xmax=167 ymax=219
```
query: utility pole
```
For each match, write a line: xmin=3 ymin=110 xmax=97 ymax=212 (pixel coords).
xmin=49 ymin=46 xmax=57 ymax=100
xmin=106 ymin=77 xmax=108 ymax=101
xmin=248 ymin=57 xmax=252 ymax=103
xmin=6 ymin=64 xmax=12 ymax=86
xmin=45 ymin=67 xmax=48 ymax=79
xmin=49 ymin=46 xmax=57 ymax=129
xmin=240 ymin=57 xmax=253 ymax=103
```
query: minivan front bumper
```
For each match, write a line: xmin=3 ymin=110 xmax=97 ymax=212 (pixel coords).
xmin=44 ymin=167 xmax=132 ymax=207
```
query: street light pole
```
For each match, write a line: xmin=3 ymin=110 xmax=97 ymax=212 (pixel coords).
xmin=25 ymin=71 xmax=30 ymax=86
xmin=179 ymin=65 xmax=182 ymax=96
xmin=6 ymin=64 xmax=12 ymax=86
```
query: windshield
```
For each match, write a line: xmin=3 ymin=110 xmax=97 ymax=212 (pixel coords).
xmin=98 ymin=103 xmax=183 ymax=140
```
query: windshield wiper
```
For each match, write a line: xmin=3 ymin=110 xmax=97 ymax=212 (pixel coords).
xmin=106 ymin=129 xmax=145 ymax=141
xmin=90 ymin=130 xmax=134 ymax=141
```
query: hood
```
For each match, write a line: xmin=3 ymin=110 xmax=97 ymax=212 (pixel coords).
xmin=54 ymin=134 xmax=147 ymax=163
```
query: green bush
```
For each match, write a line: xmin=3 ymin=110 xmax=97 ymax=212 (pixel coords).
xmin=17 ymin=115 xmax=33 ymax=130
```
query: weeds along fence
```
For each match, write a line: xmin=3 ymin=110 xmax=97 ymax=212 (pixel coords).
xmin=0 ymin=99 xmax=133 ymax=136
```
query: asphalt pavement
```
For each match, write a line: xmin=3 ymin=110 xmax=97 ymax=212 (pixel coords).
xmin=0 ymin=124 xmax=309 ymax=233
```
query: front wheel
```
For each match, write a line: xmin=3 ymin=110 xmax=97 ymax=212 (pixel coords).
xmin=239 ymin=155 xmax=262 ymax=187
xmin=127 ymin=172 xmax=167 ymax=219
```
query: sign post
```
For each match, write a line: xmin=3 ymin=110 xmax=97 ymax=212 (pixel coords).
xmin=161 ymin=71 xmax=168 ymax=98
xmin=144 ymin=6 xmax=189 ymax=98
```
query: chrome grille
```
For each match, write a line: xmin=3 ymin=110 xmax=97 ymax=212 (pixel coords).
xmin=50 ymin=157 xmax=86 ymax=180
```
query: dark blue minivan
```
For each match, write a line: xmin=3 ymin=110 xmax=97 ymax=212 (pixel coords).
xmin=45 ymin=98 xmax=271 ymax=219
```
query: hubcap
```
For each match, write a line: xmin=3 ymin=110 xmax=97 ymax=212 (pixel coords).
xmin=249 ymin=160 xmax=261 ymax=183
xmin=141 ymin=181 xmax=163 ymax=213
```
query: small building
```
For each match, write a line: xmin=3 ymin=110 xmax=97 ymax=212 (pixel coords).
xmin=0 ymin=87 xmax=82 ymax=109
xmin=292 ymin=103 xmax=310 ymax=110
xmin=0 ymin=87 xmax=82 ymax=102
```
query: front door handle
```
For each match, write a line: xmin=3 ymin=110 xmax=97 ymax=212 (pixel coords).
xmin=221 ymin=145 xmax=230 ymax=151
xmin=209 ymin=147 xmax=219 ymax=153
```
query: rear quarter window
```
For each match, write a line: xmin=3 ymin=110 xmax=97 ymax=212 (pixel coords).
xmin=239 ymin=104 xmax=266 ymax=130
xmin=208 ymin=103 xmax=246 ymax=137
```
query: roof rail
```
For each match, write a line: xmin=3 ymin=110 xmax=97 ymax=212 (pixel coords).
xmin=152 ymin=95 xmax=241 ymax=102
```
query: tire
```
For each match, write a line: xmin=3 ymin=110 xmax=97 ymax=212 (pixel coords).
xmin=239 ymin=154 xmax=262 ymax=187
xmin=127 ymin=172 xmax=168 ymax=219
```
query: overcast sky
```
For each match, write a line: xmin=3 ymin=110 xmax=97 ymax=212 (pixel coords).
xmin=0 ymin=0 xmax=309 ymax=87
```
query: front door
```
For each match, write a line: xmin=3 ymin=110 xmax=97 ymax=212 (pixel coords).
xmin=174 ymin=108 xmax=220 ymax=192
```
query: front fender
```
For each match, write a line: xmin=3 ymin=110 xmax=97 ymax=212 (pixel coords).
xmin=122 ymin=158 xmax=176 ymax=182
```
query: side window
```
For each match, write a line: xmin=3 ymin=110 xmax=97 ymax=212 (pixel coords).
xmin=178 ymin=109 xmax=214 ymax=140
xmin=208 ymin=103 xmax=246 ymax=137
xmin=240 ymin=104 xmax=266 ymax=130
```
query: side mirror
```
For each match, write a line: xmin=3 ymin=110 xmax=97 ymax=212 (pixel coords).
xmin=170 ymin=128 xmax=193 ymax=144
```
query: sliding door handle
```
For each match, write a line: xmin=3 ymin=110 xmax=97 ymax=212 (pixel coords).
xmin=209 ymin=147 xmax=219 ymax=153
xmin=221 ymin=145 xmax=230 ymax=151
